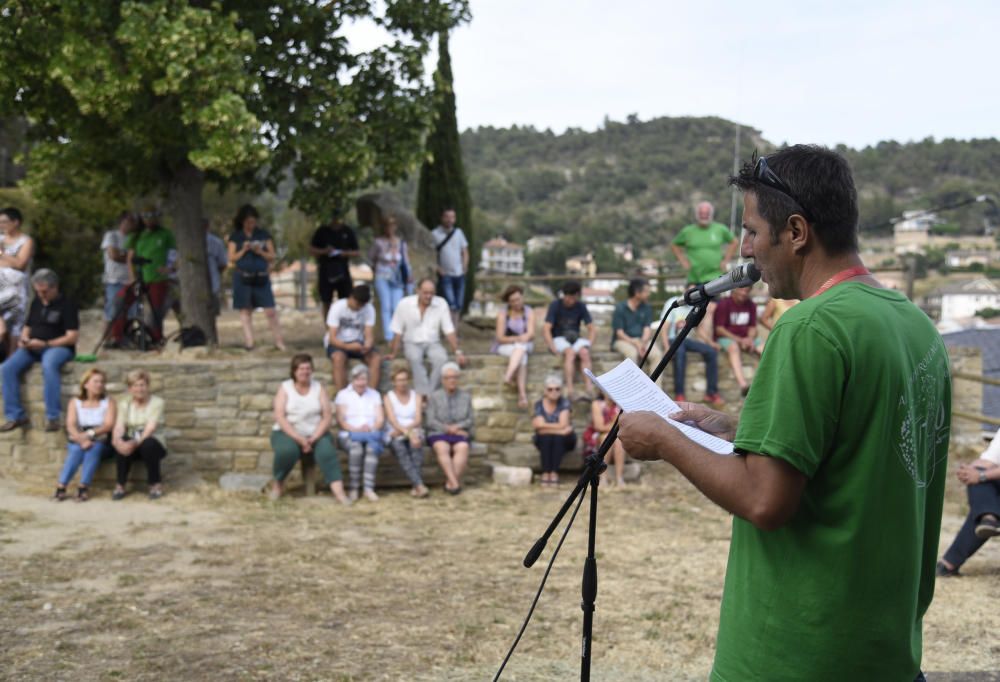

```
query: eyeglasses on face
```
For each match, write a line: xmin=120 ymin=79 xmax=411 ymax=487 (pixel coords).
xmin=752 ymin=153 xmax=812 ymax=221
xmin=545 ymin=386 xmax=561 ymax=392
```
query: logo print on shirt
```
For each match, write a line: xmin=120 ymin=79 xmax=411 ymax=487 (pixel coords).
xmin=896 ymin=342 xmax=950 ymax=488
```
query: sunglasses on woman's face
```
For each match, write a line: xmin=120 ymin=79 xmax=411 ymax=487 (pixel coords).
xmin=545 ymin=387 xmax=561 ymax=392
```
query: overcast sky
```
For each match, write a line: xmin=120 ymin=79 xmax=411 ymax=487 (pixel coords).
xmin=351 ymin=0 xmax=999 ymax=149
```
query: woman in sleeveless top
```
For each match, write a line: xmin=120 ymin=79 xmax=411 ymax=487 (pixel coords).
xmin=532 ymin=374 xmax=576 ymax=487
xmin=493 ymin=285 xmax=535 ymax=408
xmin=54 ymin=368 xmax=116 ymax=501
xmin=0 ymin=208 xmax=34 ymax=358
xmin=270 ymin=353 xmax=347 ymax=504
xmin=369 ymin=214 xmax=413 ymax=342
xmin=383 ymin=366 xmax=428 ymax=497
xmin=583 ymin=392 xmax=626 ymax=487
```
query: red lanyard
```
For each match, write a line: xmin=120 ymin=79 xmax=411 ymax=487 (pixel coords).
xmin=810 ymin=265 xmax=870 ymax=298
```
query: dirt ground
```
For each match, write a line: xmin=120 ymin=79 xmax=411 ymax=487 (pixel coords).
xmin=2 ymin=460 xmax=999 ymax=681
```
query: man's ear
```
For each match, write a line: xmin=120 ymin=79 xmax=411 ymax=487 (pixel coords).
xmin=787 ymin=214 xmax=810 ymax=254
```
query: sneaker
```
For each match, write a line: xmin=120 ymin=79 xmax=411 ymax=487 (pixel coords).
xmin=975 ymin=514 xmax=1000 ymax=540
xmin=111 ymin=488 xmax=126 ymax=501
xmin=674 ymin=393 xmax=686 ymax=403
xmin=0 ymin=417 xmax=29 ymax=432
xmin=363 ymin=489 xmax=379 ymax=502
xmin=704 ymin=393 xmax=726 ymax=407
xmin=148 ymin=488 xmax=163 ymax=500
xmin=348 ymin=489 xmax=359 ymax=502
xmin=44 ymin=419 xmax=61 ymax=433
xmin=935 ymin=560 xmax=960 ymax=577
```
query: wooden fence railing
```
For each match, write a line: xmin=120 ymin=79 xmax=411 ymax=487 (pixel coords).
xmin=951 ymin=371 xmax=1000 ymax=426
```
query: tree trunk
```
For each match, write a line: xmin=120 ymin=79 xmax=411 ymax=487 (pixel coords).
xmin=167 ymin=161 xmax=217 ymax=343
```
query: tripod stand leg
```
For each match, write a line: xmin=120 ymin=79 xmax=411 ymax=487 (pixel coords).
xmin=580 ymin=475 xmax=599 ymax=681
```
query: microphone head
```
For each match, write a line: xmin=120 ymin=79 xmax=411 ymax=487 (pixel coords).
xmin=745 ymin=263 xmax=761 ymax=283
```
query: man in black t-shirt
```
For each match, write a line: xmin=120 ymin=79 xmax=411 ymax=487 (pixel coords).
xmin=0 ymin=269 xmax=79 ymax=432
xmin=309 ymin=211 xmax=360 ymax=321
xmin=543 ymin=280 xmax=597 ymax=400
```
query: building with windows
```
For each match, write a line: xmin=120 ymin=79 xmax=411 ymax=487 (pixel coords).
xmin=480 ymin=237 xmax=524 ymax=274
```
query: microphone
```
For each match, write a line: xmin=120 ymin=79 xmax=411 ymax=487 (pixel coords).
xmin=684 ymin=263 xmax=761 ymax=305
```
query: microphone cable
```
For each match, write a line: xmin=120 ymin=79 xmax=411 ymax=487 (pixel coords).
xmin=492 ymin=294 xmax=682 ymax=679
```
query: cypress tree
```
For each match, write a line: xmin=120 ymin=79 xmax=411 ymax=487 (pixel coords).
xmin=416 ymin=31 xmax=475 ymax=311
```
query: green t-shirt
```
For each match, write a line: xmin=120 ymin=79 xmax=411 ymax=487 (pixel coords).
xmin=126 ymin=226 xmax=176 ymax=284
xmin=714 ymin=283 xmax=950 ymax=682
xmin=610 ymin=299 xmax=652 ymax=350
xmin=671 ymin=222 xmax=735 ymax=284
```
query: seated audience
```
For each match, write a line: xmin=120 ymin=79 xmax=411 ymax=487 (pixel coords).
xmin=383 ymin=366 xmax=428 ymax=498
xmin=662 ymin=285 xmax=723 ymax=406
xmin=612 ymin=277 xmax=662 ymax=368
xmin=270 ymin=353 xmax=348 ymax=504
xmin=111 ymin=370 xmax=166 ymax=500
xmin=0 ymin=269 xmax=79 ymax=433
xmin=583 ymin=392 xmax=625 ymax=487
xmin=54 ymin=368 xmax=116 ymax=502
xmin=227 ymin=204 xmax=285 ymax=351
xmin=426 ymin=362 xmax=474 ymax=495
xmin=387 ymin=278 xmax=464 ymax=395
xmin=492 ymin=284 xmax=535 ymax=408
xmin=326 ymin=284 xmax=381 ymax=391
xmin=335 ymin=365 xmax=385 ymax=502
xmin=713 ymin=285 xmax=761 ymax=396
xmin=0 ymin=206 xmax=36 ymax=359
xmin=938 ymin=429 xmax=1000 ymax=576
xmin=532 ymin=374 xmax=576 ymax=487
xmin=369 ymin=213 xmax=413 ymax=342
xmin=761 ymin=295 xmax=799 ymax=332
xmin=543 ymin=280 xmax=596 ymax=401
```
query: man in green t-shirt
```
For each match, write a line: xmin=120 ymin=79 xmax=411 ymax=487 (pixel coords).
xmin=671 ymin=201 xmax=739 ymax=284
xmin=111 ymin=211 xmax=176 ymax=345
xmin=619 ymin=146 xmax=949 ymax=682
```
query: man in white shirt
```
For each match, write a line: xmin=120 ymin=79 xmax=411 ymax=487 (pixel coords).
xmin=326 ymin=284 xmax=380 ymax=391
xmin=387 ymin=278 xmax=464 ymax=394
xmin=431 ymin=207 xmax=469 ymax=329
xmin=100 ymin=211 xmax=135 ymax=321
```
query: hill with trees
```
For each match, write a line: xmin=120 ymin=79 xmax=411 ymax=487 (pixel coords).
xmin=389 ymin=115 xmax=1000 ymax=274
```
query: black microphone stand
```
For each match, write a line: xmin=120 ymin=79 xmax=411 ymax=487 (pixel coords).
xmin=508 ymin=296 xmax=712 ymax=681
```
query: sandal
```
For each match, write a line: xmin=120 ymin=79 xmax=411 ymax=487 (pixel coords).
xmin=112 ymin=487 xmax=126 ymax=501
xmin=53 ymin=486 xmax=67 ymax=501
xmin=75 ymin=486 xmax=89 ymax=502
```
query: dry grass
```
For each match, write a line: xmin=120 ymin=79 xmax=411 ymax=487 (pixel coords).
xmin=1 ymin=464 xmax=999 ymax=681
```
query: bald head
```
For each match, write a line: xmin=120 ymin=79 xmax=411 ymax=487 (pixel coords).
xmin=696 ymin=202 xmax=714 ymax=226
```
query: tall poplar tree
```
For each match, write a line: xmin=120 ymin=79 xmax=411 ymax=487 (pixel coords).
xmin=416 ymin=31 xmax=475 ymax=310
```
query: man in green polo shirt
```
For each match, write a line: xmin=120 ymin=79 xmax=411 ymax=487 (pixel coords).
xmin=619 ymin=145 xmax=949 ymax=681
xmin=671 ymin=201 xmax=739 ymax=284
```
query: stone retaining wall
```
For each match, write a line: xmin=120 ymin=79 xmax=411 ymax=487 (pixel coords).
xmin=0 ymin=344 xmax=985 ymax=491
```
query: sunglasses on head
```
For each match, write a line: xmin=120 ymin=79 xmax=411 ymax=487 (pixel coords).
xmin=752 ymin=153 xmax=812 ymax=221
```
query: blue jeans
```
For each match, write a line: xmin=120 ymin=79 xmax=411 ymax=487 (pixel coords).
xmin=373 ymin=277 xmax=405 ymax=342
xmin=943 ymin=476 xmax=1000 ymax=568
xmin=104 ymin=282 xmax=128 ymax=322
xmin=58 ymin=441 xmax=108 ymax=486
xmin=672 ymin=338 xmax=719 ymax=395
xmin=2 ymin=346 xmax=75 ymax=421
xmin=439 ymin=274 xmax=465 ymax=312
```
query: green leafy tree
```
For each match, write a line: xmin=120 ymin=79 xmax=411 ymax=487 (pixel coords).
xmin=0 ymin=0 xmax=468 ymax=341
xmin=415 ymin=31 xmax=474 ymax=309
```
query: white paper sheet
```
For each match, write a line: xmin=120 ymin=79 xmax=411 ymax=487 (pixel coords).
xmin=584 ymin=359 xmax=734 ymax=455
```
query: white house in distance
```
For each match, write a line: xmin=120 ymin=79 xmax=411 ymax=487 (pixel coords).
xmin=479 ymin=236 xmax=524 ymax=274
xmin=927 ymin=278 xmax=1000 ymax=322
xmin=525 ymin=235 xmax=558 ymax=253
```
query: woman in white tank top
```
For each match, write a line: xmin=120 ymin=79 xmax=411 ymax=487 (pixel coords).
xmin=270 ymin=353 xmax=348 ymax=504
xmin=383 ymin=366 xmax=428 ymax=497
xmin=55 ymin=368 xmax=116 ymax=501
xmin=0 ymin=210 xmax=34 ymax=357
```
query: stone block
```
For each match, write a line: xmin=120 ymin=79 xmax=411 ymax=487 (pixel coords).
xmin=474 ymin=427 xmax=513 ymax=443
xmin=216 ymin=419 xmax=260 ymax=436
xmin=162 ymin=374 xmax=216 ymax=389
xmin=193 ymin=407 xmax=239 ymax=420
xmin=233 ymin=453 xmax=261 ymax=472
xmin=219 ymin=472 xmax=270 ymax=492
xmin=194 ymin=451 xmax=233 ymax=470
xmin=486 ymin=412 xmax=520 ymax=429
xmin=175 ymin=428 xmax=215 ymax=441
xmin=239 ymin=394 xmax=274 ymax=411
xmin=472 ymin=396 xmax=505 ymax=411
xmin=13 ymin=443 xmax=56 ymax=465
xmin=215 ymin=436 xmax=268 ymax=451
xmin=491 ymin=464 xmax=533 ymax=486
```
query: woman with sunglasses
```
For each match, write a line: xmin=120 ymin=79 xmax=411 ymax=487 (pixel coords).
xmin=532 ymin=374 xmax=576 ymax=487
